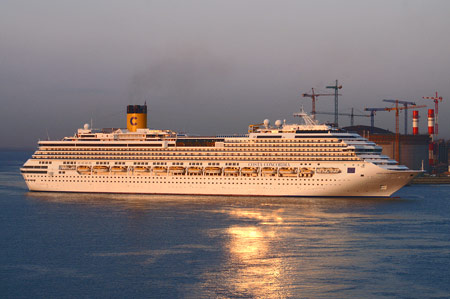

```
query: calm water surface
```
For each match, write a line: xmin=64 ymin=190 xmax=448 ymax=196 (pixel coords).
xmin=1 ymin=151 xmax=450 ymax=298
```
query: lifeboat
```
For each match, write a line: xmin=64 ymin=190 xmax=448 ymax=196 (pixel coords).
xmin=93 ymin=165 xmax=109 ymax=171
xmin=261 ymin=167 xmax=276 ymax=176
xmin=134 ymin=166 xmax=150 ymax=176
xmin=169 ymin=166 xmax=185 ymax=175
xmin=204 ymin=167 xmax=222 ymax=175
xmin=111 ymin=166 xmax=127 ymax=175
xmin=187 ymin=167 xmax=203 ymax=175
xmin=153 ymin=166 xmax=167 ymax=175
xmin=241 ymin=167 xmax=258 ymax=176
xmin=92 ymin=165 xmax=109 ymax=175
xmin=93 ymin=166 xmax=108 ymax=172
xmin=299 ymin=167 xmax=314 ymax=177
xmin=279 ymin=167 xmax=297 ymax=177
xmin=77 ymin=165 xmax=91 ymax=174
xmin=223 ymin=167 xmax=239 ymax=176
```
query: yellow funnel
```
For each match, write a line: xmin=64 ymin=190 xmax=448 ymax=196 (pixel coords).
xmin=127 ymin=105 xmax=147 ymax=132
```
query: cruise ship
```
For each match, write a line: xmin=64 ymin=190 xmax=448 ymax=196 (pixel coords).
xmin=21 ymin=104 xmax=419 ymax=197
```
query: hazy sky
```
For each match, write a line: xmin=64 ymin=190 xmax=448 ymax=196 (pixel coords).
xmin=1 ymin=0 xmax=450 ymax=148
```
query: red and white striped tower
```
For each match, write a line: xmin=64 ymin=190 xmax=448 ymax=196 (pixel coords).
xmin=428 ymin=109 xmax=435 ymax=167
xmin=428 ymin=109 xmax=435 ymax=136
xmin=423 ymin=92 xmax=443 ymax=135
xmin=412 ymin=110 xmax=419 ymax=135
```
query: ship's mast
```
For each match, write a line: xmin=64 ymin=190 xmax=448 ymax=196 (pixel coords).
xmin=293 ymin=106 xmax=319 ymax=126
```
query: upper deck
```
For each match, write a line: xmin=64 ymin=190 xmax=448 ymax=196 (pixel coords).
xmin=32 ymin=108 xmax=410 ymax=171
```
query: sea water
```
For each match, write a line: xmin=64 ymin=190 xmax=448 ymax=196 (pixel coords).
xmin=1 ymin=151 xmax=449 ymax=298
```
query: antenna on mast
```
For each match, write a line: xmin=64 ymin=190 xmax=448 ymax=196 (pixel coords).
xmin=293 ymin=106 xmax=319 ymax=126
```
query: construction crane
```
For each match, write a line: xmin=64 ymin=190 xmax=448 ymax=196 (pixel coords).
xmin=315 ymin=108 xmax=369 ymax=126
xmin=364 ymin=107 xmax=387 ymax=129
xmin=423 ymin=92 xmax=443 ymax=135
xmin=326 ymin=80 xmax=343 ymax=126
xmin=383 ymin=99 xmax=416 ymax=135
xmin=302 ymin=88 xmax=336 ymax=120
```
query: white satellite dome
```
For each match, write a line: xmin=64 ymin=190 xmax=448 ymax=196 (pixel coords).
xmin=84 ymin=123 xmax=90 ymax=130
xmin=263 ymin=119 xmax=270 ymax=128
xmin=275 ymin=120 xmax=282 ymax=128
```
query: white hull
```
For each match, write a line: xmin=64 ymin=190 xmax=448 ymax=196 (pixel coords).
xmin=23 ymin=163 xmax=418 ymax=197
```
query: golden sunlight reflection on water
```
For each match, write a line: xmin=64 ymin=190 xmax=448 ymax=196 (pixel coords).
xmin=202 ymin=202 xmax=386 ymax=298
xmin=222 ymin=215 xmax=289 ymax=298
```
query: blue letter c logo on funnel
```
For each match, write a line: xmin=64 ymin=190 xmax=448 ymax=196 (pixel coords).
xmin=130 ymin=117 xmax=138 ymax=126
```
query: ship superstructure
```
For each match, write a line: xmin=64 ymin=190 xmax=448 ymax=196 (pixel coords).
xmin=21 ymin=105 xmax=419 ymax=197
